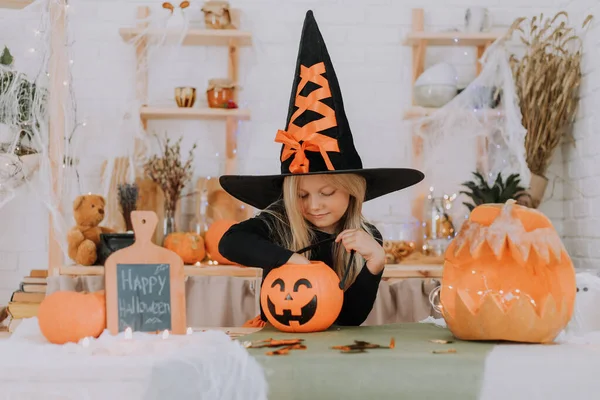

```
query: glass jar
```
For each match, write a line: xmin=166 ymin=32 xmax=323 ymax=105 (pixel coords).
xmin=201 ymin=1 xmax=232 ymax=29
xmin=373 ymin=214 xmax=419 ymax=264
xmin=206 ymin=78 xmax=235 ymax=108
xmin=422 ymin=195 xmax=456 ymax=256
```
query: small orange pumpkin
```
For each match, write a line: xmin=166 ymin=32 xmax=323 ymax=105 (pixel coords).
xmin=437 ymin=200 xmax=575 ymax=343
xmin=38 ymin=290 xmax=107 ymax=344
xmin=204 ymin=219 xmax=238 ymax=265
xmin=164 ymin=232 xmax=206 ymax=264
xmin=260 ymin=261 xmax=343 ymax=333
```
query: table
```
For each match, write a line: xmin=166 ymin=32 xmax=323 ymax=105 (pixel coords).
xmin=238 ymin=323 xmax=600 ymax=400
xmin=46 ymin=268 xmax=443 ymax=327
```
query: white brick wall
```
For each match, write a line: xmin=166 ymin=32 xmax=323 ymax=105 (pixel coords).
xmin=0 ymin=0 xmax=570 ymax=304
xmin=562 ymin=0 xmax=600 ymax=270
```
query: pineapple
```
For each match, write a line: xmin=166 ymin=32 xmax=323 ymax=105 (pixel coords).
xmin=460 ymin=171 xmax=526 ymax=211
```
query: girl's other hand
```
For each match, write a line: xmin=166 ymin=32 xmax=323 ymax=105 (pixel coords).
xmin=335 ymin=229 xmax=385 ymax=274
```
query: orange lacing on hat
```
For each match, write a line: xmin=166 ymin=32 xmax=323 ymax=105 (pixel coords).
xmin=275 ymin=62 xmax=340 ymax=174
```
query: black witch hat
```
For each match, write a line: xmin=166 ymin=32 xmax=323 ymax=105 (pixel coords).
xmin=219 ymin=10 xmax=424 ymax=210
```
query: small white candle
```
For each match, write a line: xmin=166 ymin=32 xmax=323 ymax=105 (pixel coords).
xmin=162 ymin=330 xmax=169 ymax=340
xmin=82 ymin=337 xmax=90 ymax=348
xmin=124 ymin=327 xmax=133 ymax=340
xmin=186 ymin=327 xmax=193 ymax=335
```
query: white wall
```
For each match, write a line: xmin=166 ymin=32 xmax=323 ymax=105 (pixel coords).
xmin=562 ymin=0 xmax=600 ymax=270
xmin=0 ymin=0 xmax=570 ymax=304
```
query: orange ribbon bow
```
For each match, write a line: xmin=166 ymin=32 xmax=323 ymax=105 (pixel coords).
xmin=275 ymin=130 xmax=339 ymax=174
xmin=275 ymin=62 xmax=340 ymax=174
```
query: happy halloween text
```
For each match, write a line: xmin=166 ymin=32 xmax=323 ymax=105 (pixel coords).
xmin=120 ymin=268 xmax=168 ymax=295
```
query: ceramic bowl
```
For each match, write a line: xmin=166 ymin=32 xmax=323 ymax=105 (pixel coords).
xmin=415 ymin=62 xmax=458 ymax=87
xmin=414 ymin=84 xmax=457 ymax=108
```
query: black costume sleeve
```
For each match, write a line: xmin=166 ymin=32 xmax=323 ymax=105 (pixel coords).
xmin=218 ymin=214 xmax=294 ymax=271
xmin=335 ymin=224 xmax=384 ymax=326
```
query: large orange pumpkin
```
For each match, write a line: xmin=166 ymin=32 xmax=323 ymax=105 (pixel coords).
xmin=38 ymin=290 xmax=107 ymax=344
xmin=204 ymin=219 xmax=237 ymax=265
xmin=164 ymin=232 xmax=206 ymax=264
xmin=438 ymin=200 xmax=575 ymax=343
xmin=260 ymin=261 xmax=343 ymax=333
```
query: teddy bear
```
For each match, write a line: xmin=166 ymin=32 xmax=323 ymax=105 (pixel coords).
xmin=67 ymin=194 xmax=116 ymax=266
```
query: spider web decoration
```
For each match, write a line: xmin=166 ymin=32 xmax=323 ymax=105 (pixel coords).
xmin=0 ymin=2 xmax=51 ymax=209
xmin=411 ymin=37 xmax=531 ymax=222
xmin=0 ymin=0 xmax=86 ymax=263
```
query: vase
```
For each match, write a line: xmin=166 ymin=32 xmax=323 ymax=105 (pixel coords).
xmin=163 ymin=208 xmax=177 ymax=241
xmin=529 ymin=173 xmax=548 ymax=209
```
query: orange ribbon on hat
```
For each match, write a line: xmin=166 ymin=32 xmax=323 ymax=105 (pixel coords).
xmin=275 ymin=62 xmax=340 ymax=174
xmin=275 ymin=130 xmax=339 ymax=174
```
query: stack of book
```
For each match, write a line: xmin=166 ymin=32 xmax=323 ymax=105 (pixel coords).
xmin=6 ymin=269 xmax=47 ymax=332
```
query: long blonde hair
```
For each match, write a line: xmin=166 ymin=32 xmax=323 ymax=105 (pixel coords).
xmin=260 ymin=173 xmax=371 ymax=289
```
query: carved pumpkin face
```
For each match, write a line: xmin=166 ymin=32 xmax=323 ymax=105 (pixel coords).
xmin=439 ymin=200 xmax=576 ymax=343
xmin=38 ymin=290 xmax=107 ymax=344
xmin=260 ymin=261 xmax=343 ymax=333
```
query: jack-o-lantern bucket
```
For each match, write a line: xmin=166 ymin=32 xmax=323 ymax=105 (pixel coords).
xmin=260 ymin=261 xmax=343 ymax=333
xmin=430 ymin=200 xmax=576 ymax=343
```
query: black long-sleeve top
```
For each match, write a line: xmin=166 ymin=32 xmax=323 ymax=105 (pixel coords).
xmin=218 ymin=206 xmax=384 ymax=326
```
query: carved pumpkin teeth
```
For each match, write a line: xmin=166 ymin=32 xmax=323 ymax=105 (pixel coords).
xmin=532 ymin=236 xmax=551 ymax=264
xmin=506 ymin=234 xmax=528 ymax=266
xmin=447 ymin=290 xmax=569 ymax=343
xmin=485 ymin=230 xmax=507 ymax=260
xmin=275 ymin=304 xmax=285 ymax=315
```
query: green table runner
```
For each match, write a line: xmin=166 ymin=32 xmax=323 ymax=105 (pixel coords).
xmin=240 ymin=323 xmax=495 ymax=400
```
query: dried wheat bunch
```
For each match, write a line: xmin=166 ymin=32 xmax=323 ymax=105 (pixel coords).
xmin=144 ymin=136 xmax=196 ymax=213
xmin=508 ymin=11 xmax=593 ymax=177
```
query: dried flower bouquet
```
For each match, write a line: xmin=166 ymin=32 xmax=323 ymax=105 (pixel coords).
xmin=143 ymin=136 xmax=197 ymax=215
xmin=508 ymin=11 xmax=593 ymax=207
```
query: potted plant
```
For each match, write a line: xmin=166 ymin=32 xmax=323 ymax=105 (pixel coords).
xmin=460 ymin=171 xmax=527 ymax=211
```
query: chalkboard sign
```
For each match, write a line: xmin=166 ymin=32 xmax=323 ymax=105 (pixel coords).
xmin=117 ymin=263 xmax=172 ymax=332
xmin=105 ymin=211 xmax=186 ymax=335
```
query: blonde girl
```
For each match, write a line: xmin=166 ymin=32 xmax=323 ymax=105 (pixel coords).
xmin=217 ymin=10 xmax=424 ymax=327
xmin=219 ymin=173 xmax=387 ymax=326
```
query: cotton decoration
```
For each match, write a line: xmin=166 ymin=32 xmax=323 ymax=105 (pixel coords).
xmin=2 ymin=317 xmax=268 ymax=399
xmin=411 ymin=36 xmax=531 ymax=224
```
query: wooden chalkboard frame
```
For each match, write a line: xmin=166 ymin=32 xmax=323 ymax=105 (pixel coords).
xmin=105 ymin=211 xmax=186 ymax=335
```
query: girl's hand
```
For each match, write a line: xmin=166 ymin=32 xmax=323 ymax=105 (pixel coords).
xmin=335 ymin=229 xmax=386 ymax=274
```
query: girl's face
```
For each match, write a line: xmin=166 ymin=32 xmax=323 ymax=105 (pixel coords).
xmin=297 ymin=175 xmax=350 ymax=234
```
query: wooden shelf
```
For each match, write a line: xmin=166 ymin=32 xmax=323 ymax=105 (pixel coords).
xmin=119 ymin=28 xmax=252 ymax=47
xmin=404 ymin=31 xmax=504 ymax=46
xmin=403 ymin=106 xmax=505 ymax=120
xmin=140 ymin=106 xmax=251 ymax=121
xmin=0 ymin=0 xmax=33 ymax=9
xmin=60 ymin=263 xmax=442 ymax=279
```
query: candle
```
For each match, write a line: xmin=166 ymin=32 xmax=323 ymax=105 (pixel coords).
xmin=124 ymin=327 xmax=133 ymax=340
xmin=162 ymin=330 xmax=169 ymax=340
xmin=82 ymin=337 xmax=90 ymax=348
xmin=186 ymin=327 xmax=193 ymax=335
